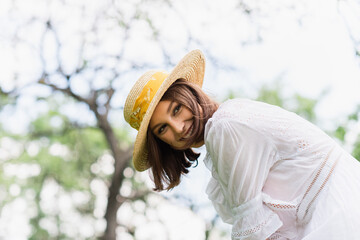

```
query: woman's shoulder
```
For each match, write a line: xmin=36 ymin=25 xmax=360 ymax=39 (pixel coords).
xmin=214 ymin=98 xmax=298 ymax=120
xmin=218 ymin=98 xmax=251 ymax=110
xmin=211 ymin=98 xmax=272 ymax=120
xmin=212 ymin=98 xmax=248 ymax=117
xmin=205 ymin=98 xmax=304 ymax=137
xmin=205 ymin=98 xmax=261 ymax=137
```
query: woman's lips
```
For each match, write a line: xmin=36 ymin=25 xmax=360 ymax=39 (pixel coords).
xmin=183 ymin=124 xmax=194 ymax=139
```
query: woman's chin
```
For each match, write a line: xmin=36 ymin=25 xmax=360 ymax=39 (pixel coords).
xmin=169 ymin=140 xmax=204 ymax=150
xmin=191 ymin=140 xmax=204 ymax=148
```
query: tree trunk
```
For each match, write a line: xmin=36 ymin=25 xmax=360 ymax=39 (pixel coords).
xmin=97 ymin=114 xmax=133 ymax=240
xmin=44 ymin=81 xmax=134 ymax=240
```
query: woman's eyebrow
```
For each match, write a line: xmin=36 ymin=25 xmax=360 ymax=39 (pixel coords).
xmin=167 ymin=101 xmax=174 ymax=114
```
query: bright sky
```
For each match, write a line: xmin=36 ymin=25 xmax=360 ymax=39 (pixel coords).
xmin=1 ymin=0 xmax=360 ymax=239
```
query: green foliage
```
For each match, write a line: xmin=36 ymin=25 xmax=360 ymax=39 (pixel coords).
xmin=352 ymin=138 xmax=360 ymax=161
xmin=348 ymin=105 xmax=360 ymax=121
xmin=0 ymin=91 xmax=17 ymax=111
xmin=0 ymin=96 xmax=126 ymax=239
xmin=226 ymin=90 xmax=238 ymax=100
xmin=334 ymin=126 xmax=346 ymax=142
xmin=293 ymin=94 xmax=317 ymax=123
xmin=256 ymin=84 xmax=284 ymax=108
xmin=27 ymin=110 xmax=108 ymax=187
xmin=253 ymin=81 xmax=318 ymax=122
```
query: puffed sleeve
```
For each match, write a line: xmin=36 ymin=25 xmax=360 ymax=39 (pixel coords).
xmin=204 ymin=118 xmax=283 ymax=240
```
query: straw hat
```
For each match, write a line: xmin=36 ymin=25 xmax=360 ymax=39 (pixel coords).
xmin=124 ymin=49 xmax=205 ymax=171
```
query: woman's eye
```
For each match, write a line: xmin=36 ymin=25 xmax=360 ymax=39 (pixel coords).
xmin=173 ymin=104 xmax=181 ymax=115
xmin=158 ymin=124 xmax=166 ymax=134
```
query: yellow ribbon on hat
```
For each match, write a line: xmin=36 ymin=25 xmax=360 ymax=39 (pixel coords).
xmin=129 ymin=71 xmax=169 ymax=130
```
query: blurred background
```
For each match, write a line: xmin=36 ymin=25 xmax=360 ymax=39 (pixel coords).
xmin=1 ymin=0 xmax=360 ymax=239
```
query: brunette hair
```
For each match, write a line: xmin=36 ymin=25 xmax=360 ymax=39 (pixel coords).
xmin=147 ymin=79 xmax=218 ymax=191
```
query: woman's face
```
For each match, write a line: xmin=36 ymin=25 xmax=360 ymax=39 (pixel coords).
xmin=149 ymin=100 xmax=199 ymax=150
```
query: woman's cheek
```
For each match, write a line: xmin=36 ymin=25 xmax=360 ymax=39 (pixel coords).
xmin=162 ymin=133 xmax=172 ymax=146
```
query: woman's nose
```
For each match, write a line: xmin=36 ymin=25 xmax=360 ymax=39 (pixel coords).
xmin=172 ymin=121 xmax=184 ymax=134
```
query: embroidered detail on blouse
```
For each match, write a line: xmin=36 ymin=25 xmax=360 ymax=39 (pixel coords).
xmin=303 ymin=158 xmax=339 ymax=220
xmin=299 ymin=150 xmax=332 ymax=202
xmin=232 ymin=212 xmax=276 ymax=238
xmin=267 ymin=231 xmax=283 ymax=240
xmin=266 ymin=202 xmax=297 ymax=211
xmin=296 ymin=148 xmax=339 ymax=224
xmin=262 ymin=193 xmax=298 ymax=212
xmin=298 ymin=139 xmax=310 ymax=150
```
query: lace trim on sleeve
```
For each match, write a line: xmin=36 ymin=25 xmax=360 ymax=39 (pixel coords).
xmin=231 ymin=207 xmax=282 ymax=240
xmin=267 ymin=231 xmax=284 ymax=240
xmin=262 ymin=193 xmax=298 ymax=212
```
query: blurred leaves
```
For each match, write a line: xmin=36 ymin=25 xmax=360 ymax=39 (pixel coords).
xmin=256 ymin=83 xmax=284 ymax=108
xmin=255 ymin=81 xmax=319 ymax=122
xmin=334 ymin=126 xmax=347 ymax=142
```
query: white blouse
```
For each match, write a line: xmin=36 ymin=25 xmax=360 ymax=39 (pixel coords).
xmin=204 ymin=98 xmax=342 ymax=239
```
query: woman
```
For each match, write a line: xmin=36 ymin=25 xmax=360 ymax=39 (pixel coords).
xmin=124 ymin=50 xmax=360 ymax=239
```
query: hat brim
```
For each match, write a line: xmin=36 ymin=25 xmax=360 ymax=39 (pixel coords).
xmin=132 ymin=49 xmax=205 ymax=171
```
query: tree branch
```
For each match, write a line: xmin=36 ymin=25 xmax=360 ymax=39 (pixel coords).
xmin=38 ymin=78 xmax=92 ymax=106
